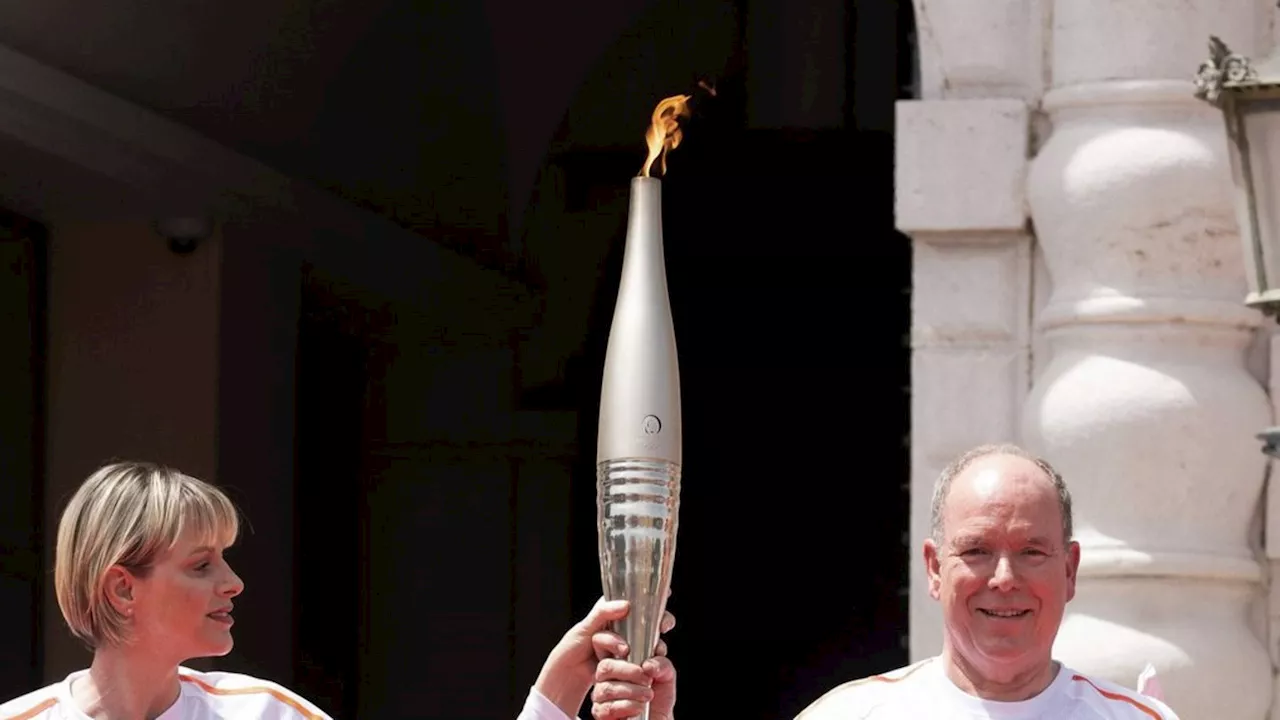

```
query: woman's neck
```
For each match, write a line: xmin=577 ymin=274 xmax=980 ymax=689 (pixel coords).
xmin=71 ymin=648 xmax=182 ymax=720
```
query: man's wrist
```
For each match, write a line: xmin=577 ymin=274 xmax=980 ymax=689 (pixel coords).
xmin=533 ymin=671 xmax=588 ymax=718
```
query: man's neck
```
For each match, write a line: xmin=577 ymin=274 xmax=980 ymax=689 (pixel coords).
xmin=940 ymin=648 xmax=1059 ymax=702
xmin=72 ymin=648 xmax=183 ymax=720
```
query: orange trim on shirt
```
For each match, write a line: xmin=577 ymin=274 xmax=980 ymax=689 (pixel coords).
xmin=1072 ymin=674 xmax=1162 ymax=719
xmin=179 ymin=675 xmax=324 ymax=720
xmin=849 ymin=659 xmax=932 ymax=686
xmin=4 ymin=697 xmax=57 ymax=720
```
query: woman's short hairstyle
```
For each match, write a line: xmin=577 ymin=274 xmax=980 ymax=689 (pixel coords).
xmin=54 ymin=461 xmax=240 ymax=649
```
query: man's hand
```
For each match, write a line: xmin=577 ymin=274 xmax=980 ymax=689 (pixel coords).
xmin=591 ymin=653 xmax=676 ymax=720
xmin=590 ymin=613 xmax=676 ymax=720
xmin=533 ymin=597 xmax=676 ymax=719
xmin=534 ymin=597 xmax=631 ymax=717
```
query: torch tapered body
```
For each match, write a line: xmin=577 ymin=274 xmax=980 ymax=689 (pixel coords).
xmin=596 ymin=177 xmax=681 ymax=720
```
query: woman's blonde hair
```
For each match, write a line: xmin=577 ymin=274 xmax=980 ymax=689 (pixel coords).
xmin=54 ymin=461 xmax=240 ymax=648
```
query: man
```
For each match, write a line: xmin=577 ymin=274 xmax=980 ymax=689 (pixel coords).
xmin=797 ymin=443 xmax=1178 ymax=719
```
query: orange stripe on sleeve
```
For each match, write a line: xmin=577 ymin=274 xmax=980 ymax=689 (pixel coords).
xmin=1072 ymin=674 xmax=1163 ymax=720
xmin=179 ymin=675 xmax=324 ymax=720
xmin=4 ymin=697 xmax=57 ymax=720
xmin=848 ymin=659 xmax=931 ymax=687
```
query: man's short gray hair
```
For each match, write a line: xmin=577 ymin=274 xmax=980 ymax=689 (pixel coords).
xmin=929 ymin=443 xmax=1072 ymax=546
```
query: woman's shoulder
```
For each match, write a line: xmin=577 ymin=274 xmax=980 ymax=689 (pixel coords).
xmin=0 ymin=676 xmax=70 ymax=720
xmin=177 ymin=667 xmax=332 ymax=720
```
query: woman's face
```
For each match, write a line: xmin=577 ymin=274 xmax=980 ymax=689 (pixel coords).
xmin=127 ymin=526 xmax=244 ymax=661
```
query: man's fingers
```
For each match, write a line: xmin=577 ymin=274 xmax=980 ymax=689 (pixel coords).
xmin=652 ymin=639 xmax=668 ymax=657
xmin=659 ymin=611 xmax=675 ymax=634
xmin=591 ymin=673 xmax=656 ymax=720
xmin=592 ymin=680 xmax=654 ymax=704
xmin=643 ymin=655 xmax=676 ymax=683
xmin=591 ymin=630 xmax=630 ymax=660
xmin=579 ymin=597 xmax=630 ymax=635
xmin=592 ymin=699 xmax=650 ymax=720
xmin=595 ymin=658 xmax=652 ymax=686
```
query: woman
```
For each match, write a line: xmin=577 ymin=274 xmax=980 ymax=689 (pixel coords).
xmin=0 ymin=461 xmax=672 ymax=720
xmin=0 ymin=461 xmax=331 ymax=719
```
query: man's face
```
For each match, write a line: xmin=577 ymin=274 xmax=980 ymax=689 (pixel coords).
xmin=923 ymin=454 xmax=1080 ymax=683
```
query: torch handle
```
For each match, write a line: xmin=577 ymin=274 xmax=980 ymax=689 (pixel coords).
xmin=597 ymin=458 xmax=681 ymax=684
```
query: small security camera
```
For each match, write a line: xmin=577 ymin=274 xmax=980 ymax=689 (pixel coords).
xmin=154 ymin=216 xmax=213 ymax=256
xmin=167 ymin=236 xmax=201 ymax=255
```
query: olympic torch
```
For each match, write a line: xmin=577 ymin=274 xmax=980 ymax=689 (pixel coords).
xmin=596 ymin=93 xmax=692 ymax=720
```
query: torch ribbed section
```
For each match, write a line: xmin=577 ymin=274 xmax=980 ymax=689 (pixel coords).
xmin=596 ymin=458 xmax=681 ymax=671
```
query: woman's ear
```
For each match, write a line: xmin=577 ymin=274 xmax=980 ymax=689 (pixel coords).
xmin=102 ymin=565 xmax=136 ymax=617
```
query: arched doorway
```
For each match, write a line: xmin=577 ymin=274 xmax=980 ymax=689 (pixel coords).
xmin=546 ymin=0 xmax=918 ymax=715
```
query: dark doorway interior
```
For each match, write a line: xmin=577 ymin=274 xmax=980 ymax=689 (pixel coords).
xmin=0 ymin=210 xmax=46 ymax=700
xmin=291 ymin=267 xmax=548 ymax=720
xmin=293 ymin=271 xmax=369 ymax=719
xmin=287 ymin=0 xmax=914 ymax=717
xmin=565 ymin=1 xmax=914 ymax=717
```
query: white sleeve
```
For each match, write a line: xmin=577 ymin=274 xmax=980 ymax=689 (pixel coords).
xmin=515 ymin=687 xmax=580 ymax=720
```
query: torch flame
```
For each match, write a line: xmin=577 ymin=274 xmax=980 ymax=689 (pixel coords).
xmin=640 ymin=94 xmax=693 ymax=178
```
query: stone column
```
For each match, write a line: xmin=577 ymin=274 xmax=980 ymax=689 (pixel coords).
xmin=1270 ymin=332 xmax=1280 ymax=720
xmin=1023 ymin=3 xmax=1272 ymax=717
xmin=896 ymin=0 xmax=1043 ymax=660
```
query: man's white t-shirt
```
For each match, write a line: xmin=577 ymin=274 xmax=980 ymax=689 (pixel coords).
xmin=796 ymin=656 xmax=1179 ymax=719
xmin=0 ymin=667 xmax=332 ymax=720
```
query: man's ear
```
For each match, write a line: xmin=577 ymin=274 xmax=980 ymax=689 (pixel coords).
xmin=1065 ymin=540 xmax=1081 ymax=602
xmin=924 ymin=539 xmax=943 ymax=601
